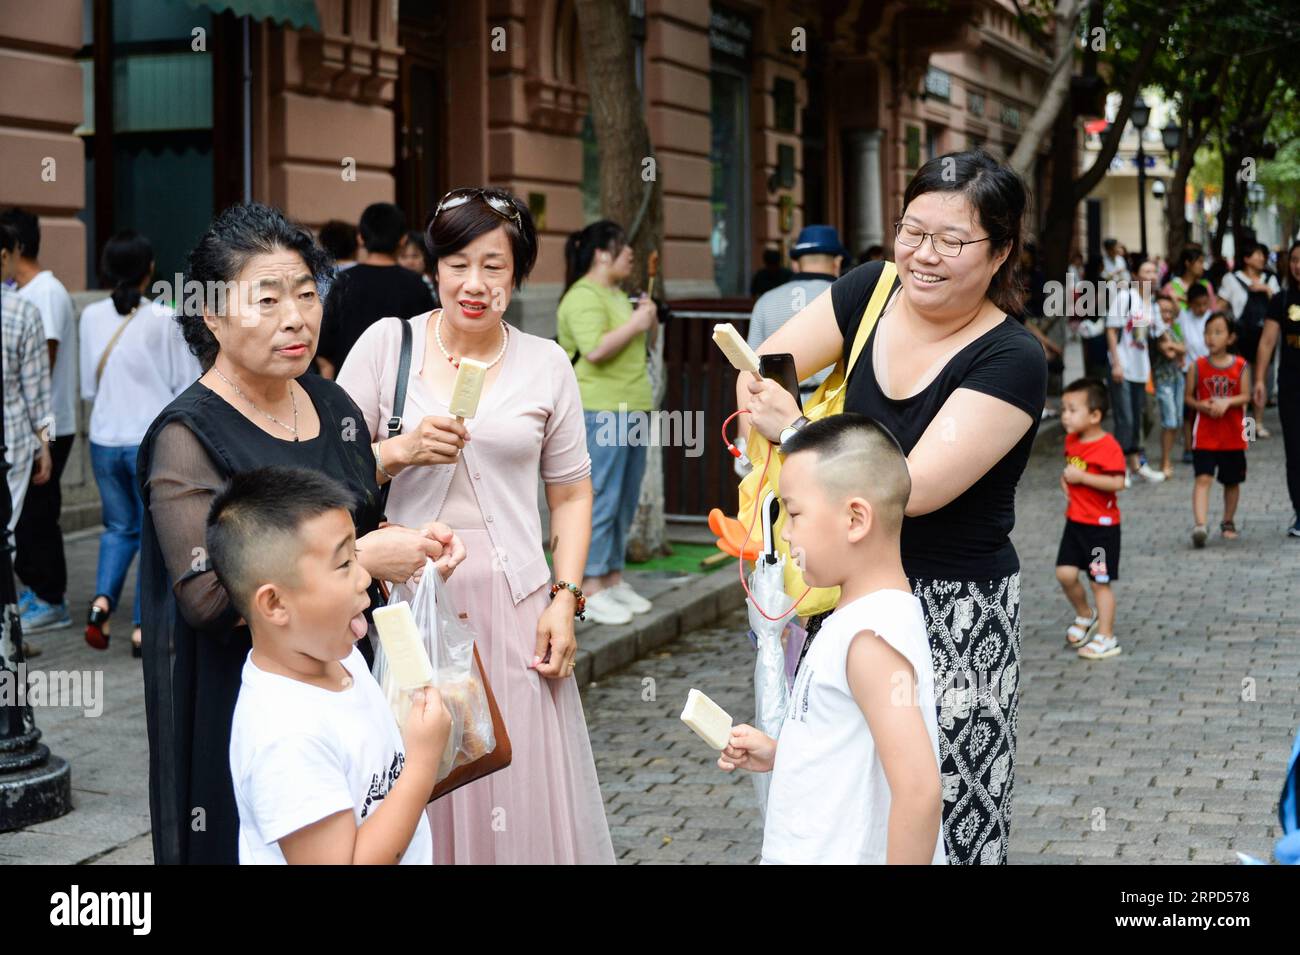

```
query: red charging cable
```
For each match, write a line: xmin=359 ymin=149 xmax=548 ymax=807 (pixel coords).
xmin=722 ymin=409 xmax=809 ymax=621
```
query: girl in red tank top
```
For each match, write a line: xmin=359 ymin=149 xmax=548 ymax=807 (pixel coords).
xmin=1190 ymin=352 xmax=1248 ymax=451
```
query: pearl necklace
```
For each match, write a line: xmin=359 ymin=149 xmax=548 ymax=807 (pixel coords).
xmin=434 ymin=310 xmax=508 ymax=370
xmin=213 ymin=367 xmax=299 ymax=440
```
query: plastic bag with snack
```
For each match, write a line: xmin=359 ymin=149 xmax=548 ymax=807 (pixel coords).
xmin=372 ymin=558 xmax=496 ymax=780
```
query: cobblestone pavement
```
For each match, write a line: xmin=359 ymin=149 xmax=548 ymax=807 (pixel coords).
xmin=585 ymin=404 xmax=1300 ymax=864
xmin=3 ymin=408 xmax=1295 ymax=865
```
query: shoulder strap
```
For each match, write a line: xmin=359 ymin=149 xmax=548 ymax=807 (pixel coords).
xmin=388 ymin=318 xmax=413 ymax=440
xmin=846 ymin=261 xmax=898 ymax=374
xmin=95 ymin=307 xmax=138 ymax=385
xmin=378 ymin=318 xmax=412 ymax=513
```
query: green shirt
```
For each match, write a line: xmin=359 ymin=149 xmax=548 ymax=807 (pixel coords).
xmin=556 ymin=277 xmax=652 ymax=412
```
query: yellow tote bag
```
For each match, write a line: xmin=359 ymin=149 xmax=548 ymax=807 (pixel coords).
xmin=736 ymin=261 xmax=897 ymax=617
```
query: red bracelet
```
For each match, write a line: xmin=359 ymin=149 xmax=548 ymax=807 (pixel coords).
xmin=549 ymin=581 xmax=586 ymax=621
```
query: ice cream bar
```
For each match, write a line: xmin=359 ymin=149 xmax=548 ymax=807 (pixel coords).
xmin=372 ymin=601 xmax=434 ymax=690
xmin=680 ymin=688 xmax=733 ymax=750
xmin=712 ymin=323 xmax=761 ymax=375
xmin=448 ymin=357 xmax=489 ymax=420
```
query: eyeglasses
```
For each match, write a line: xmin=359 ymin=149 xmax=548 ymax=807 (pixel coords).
xmin=894 ymin=221 xmax=992 ymax=258
xmin=433 ymin=188 xmax=522 ymax=228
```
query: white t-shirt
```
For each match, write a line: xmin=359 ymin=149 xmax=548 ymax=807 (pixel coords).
xmin=229 ymin=645 xmax=433 ymax=865
xmin=762 ymin=589 xmax=946 ymax=865
xmin=1179 ymin=307 xmax=1211 ymax=371
xmin=1219 ymin=270 xmax=1279 ymax=324
xmin=1106 ymin=289 xmax=1163 ymax=383
xmin=16 ymin=270 xmax=77 ymax=439
xmin=79 ymin=297 xmax=200 ymax=447
xmin=1102 ymin=253 xmax=1130 ymax=285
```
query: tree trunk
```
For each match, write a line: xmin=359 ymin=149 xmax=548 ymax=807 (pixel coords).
xmin=574 ymin=0 xmax=671 ymax=561
xmin=1008 ymin=0 xmax=1085 ymax=178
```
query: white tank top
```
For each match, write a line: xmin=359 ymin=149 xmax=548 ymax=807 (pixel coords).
xmin=762 ymin=588 xmax=946 ymax=865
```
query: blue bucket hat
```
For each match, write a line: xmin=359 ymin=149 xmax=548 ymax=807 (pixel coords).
xmin=790 ymin=224 xmax=847 ymax=260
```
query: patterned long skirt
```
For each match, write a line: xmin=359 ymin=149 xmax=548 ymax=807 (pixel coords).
xmin=801 ymin=573 xmax=1022 ymax=865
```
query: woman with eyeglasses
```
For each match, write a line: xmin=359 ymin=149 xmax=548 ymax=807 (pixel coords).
xmin=336 ymin=187 xmax=615 ymax=864
xmin=738 ymin=150 xmax=1047 ymax=864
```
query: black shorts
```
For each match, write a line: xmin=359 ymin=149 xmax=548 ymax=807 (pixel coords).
xmin=1193 ymin=449 xmax=1247 ymax=485
xmin=1056 ymin=519 xmax=1121 ymax=583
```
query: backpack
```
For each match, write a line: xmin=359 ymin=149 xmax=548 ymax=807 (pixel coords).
xmin=731 ymin=262 xmax=898 ymax=618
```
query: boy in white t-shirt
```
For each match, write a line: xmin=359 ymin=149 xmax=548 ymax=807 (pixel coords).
xmin=719 ymin=414 xmax=945 ymax=865
xmin=209 ymin=466 xmax=451 ymax=864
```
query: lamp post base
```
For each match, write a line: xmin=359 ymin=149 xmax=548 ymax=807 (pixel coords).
xmin=0 ymin=740 xmax=72 ymax=831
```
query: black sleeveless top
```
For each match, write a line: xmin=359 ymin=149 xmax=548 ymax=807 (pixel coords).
xmin=137 ymin=373 xmax=382 ymax=865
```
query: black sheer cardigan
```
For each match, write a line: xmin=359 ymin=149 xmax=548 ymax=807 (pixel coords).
xmin=137 ymin=373 xmax=385 ymax=865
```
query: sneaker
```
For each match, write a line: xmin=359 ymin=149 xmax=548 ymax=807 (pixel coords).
xmin=1137 ymin=463 xmax=1166 ymax=483
xmin=21 ymin=597 xmax=72 ymax=634
xmin=1182 ymin=450 xmax=1194 ymax=464
xmin=583 ymin=589 xmax=633 ymax=626
xmin=17 ymin=588 xmax=35 ymax=613
xmin=1078 ymin=634 xmax=1122 ymax=660
xmin=1192 ymin=524 xmax=1208 ymax=548
xmin=605 ymin=581 xmax=652 ymax=615
xmin=1124 ymin=472 xmax=1132 ymax=489
xmin=1289 ymin=517 xmax=1300 ymax=539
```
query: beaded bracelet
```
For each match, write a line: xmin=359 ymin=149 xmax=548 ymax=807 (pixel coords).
xmin=549 ymin=581 xmax=586 ymax=621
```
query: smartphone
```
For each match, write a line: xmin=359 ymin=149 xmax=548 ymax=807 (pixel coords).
xmin=759 ymin=353 xmax=802 ymax=412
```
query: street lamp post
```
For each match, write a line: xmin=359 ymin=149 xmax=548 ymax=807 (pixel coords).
xmin=1132 ymin=95 xmax=1151 ymax=258
xmin=0 ymin=285 xmax=72 ymax=831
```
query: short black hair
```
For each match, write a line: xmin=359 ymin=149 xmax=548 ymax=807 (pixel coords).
xmin=1205 ymin=309 xmax=1236 ymax=339
xmin=0 ymin=222 xmax=19 ymax=255
xmin=358 ymin=203 xmax=406 ymax=255
xmin=179 ymin=202 xmax=331 ymax=370
xmin=426 ymin=187 xmax=537 ymax=291
xmin=1186 ymin=282 xmax=1209 ymax=301
xmin=780 ymin=413 xmax=911 ymax=534
xmin=901 ymin=150 xmax=1027 ymax=314
xmin=0 ymin=207 xmax=40 ymax=259
xmin=318 ymin=219 xmax=359 ymax=261
xmin=1175 ymin=244 xmax=1204 ymax=275
xmin=207 ymin=466 xmax=358 ymax=620
xmin=1063 ymin=376 xmax=1109 ymax=417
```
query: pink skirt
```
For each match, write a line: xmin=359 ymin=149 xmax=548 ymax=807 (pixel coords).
xmin=425 ymin=529 xmax=615 ymax=864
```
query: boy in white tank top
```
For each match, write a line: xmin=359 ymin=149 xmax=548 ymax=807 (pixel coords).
xmin=719 ymin=413 xmax=945 ymax=864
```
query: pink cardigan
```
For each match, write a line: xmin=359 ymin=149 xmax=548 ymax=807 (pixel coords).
xmin=336 ymin=312 xmax=592 ymax=605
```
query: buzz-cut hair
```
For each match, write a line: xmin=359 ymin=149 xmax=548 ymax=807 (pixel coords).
xmin=779 ymin=413 xmax=911 ymax=534
xmin=206 ymin=466 xmax=357 ymax=618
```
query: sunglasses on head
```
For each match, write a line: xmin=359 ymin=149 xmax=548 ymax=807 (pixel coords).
xmin=432 ymin=188 xmax=522 ymax=227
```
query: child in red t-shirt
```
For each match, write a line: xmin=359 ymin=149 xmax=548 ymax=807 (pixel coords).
xmin=1056 ymin=378 xmax=1128 ymax=661
xmin=1185 ymin=311 xmax=1252 ymax=547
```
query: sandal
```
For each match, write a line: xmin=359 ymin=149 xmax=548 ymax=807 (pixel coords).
xmin=1220 ymin=520 xmax=1239 ymax=540
xmin=85 ymin=598 xmax=111 ymax=651
xmin=1078 ymin=634 xmax=1122 ymax=660
xmin=1066 ymin=612 xmax=1098 ymax=648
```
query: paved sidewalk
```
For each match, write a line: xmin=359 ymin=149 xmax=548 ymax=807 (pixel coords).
xmin=586 ymin=403 xmax=1300 ymax=864
xmin=3 ymin=401 xmax=1296 ymax=864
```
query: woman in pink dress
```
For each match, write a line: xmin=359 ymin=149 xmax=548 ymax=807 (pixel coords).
xmin=336 ymin=188 xmax=614 ymax=864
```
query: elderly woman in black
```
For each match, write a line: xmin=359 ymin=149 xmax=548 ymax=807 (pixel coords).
xmin=739 ymin=151 xmax=1047 ymax=864
xmin=139 ymin=203 xmax=464 ymax=865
